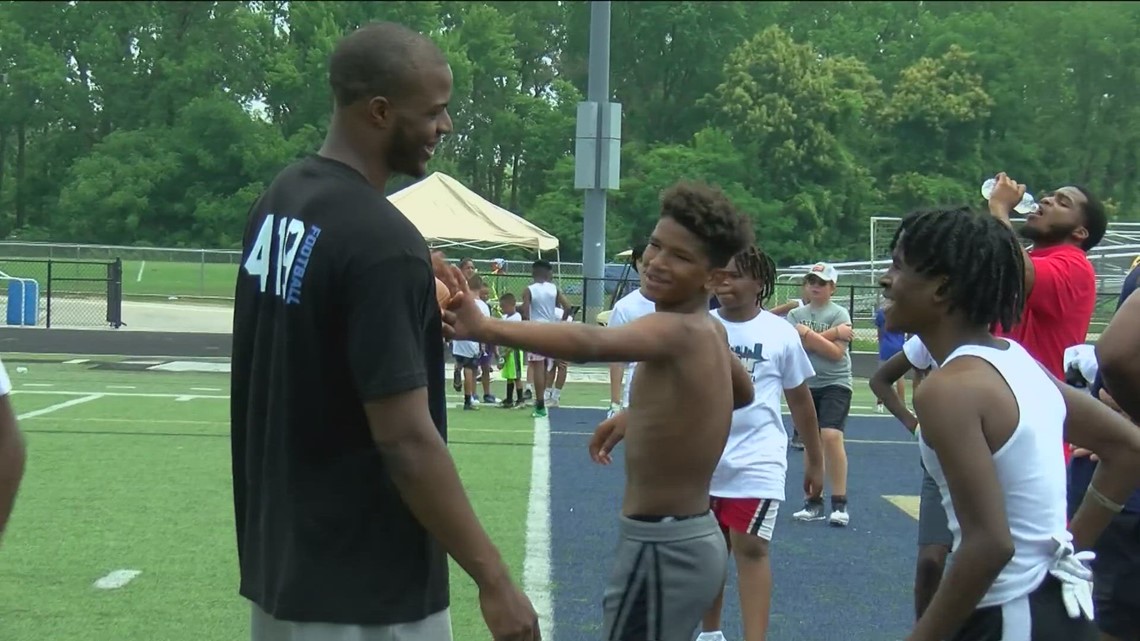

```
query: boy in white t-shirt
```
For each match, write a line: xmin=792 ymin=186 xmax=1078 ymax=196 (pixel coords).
xmin=606 ymin=245 xmax=656 ymax=416
xmin=451 ymin=275 xmax=492 ymax=410
xmin=497 ymin=292 xmax=525 ymax=408
xmin=698 ymin=246 xmax=825 ymax=641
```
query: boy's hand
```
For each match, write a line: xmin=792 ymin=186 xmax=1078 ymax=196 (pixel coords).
xmin=447 ymin=266 xmax=489 ymax=341
xmin=835 ymin=323 xmax=854 ymax=341
xmin=803 ymin=456 xmax=824 ymax=498
xmin=796 ymin=324 xmax=810 ymax=338
xmin=589 ymin=412 xmax=627 ymax=465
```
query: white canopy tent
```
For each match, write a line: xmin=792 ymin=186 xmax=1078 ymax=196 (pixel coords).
xmin=388 ymin=172 xmax=560 ymax=258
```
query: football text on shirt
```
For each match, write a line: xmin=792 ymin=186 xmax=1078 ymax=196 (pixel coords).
xmin=242 ymin=213 xmax=323 ymax=305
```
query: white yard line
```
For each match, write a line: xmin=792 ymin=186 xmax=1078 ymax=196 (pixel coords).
xmin=94 ymin=569 xmax=142 ymax=590
xmin=18 ymin=394 xmax=105 ymax=420
xmin=523 ymin=414 xmax=554 ymax=637
xmin=12 ymin=390 xmax=228 ymax=400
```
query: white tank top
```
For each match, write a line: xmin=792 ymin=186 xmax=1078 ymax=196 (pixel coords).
xmin=527 ymin=282 xmax=558 ymax=323
xmin=918 ymin=339 xmax=1068 ymax=608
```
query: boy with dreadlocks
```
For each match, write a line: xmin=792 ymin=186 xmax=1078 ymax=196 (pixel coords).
xmin=881 ymin=207 xmax=1140 ymax=641
xmin=448 ymin=181 xmax=757 ymax=641
xmin=697 ymin=245 xmax=825 ymax=641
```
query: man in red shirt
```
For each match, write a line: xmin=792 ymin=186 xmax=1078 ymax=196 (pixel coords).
xmin=987 ymin=173 xmax=1107 ymax=462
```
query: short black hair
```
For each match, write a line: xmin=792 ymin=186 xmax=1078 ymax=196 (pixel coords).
xmin=328 ymin=22 xmax=446 ymax=107
xmin=659 ymin=181 xmax=753 ymax=267
xmin=891 ymin=207 xmax=1026 ymax=332
xmin=1074 ymin=185 xmax=1107 ymax=251
xmin=467 ymin=274 xmax=484 ymax=290
xmin=630 ymin=243 xmax=647 ymax=273
xmin=459 ymin=257 xmax=475 ymax=268
xmin=499 ymin=292 xmax=516 ymax=304
xmin=733 ymin=245 xmax=777 ymax=305
xmin=532 ymin=259 xmax=552 ymax=271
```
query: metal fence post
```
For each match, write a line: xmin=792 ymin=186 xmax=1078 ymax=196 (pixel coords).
xmin=45 ymin=261 xmax=53 ymax=329
xmin=107 ymin=258 xmax=124 ymax=328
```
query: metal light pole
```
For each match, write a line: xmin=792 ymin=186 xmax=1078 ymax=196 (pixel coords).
xmin=574 ymin=0 xmax=621 ymax=319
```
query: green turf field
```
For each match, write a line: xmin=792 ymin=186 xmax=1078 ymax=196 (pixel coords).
xmin=0 ymin=356 xmax=893 ymax=640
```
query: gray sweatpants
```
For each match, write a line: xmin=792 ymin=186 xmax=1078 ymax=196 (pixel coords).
xmin=250 ymin=604 xmax=452 ymax=641
xmin=602 ymin=511 xmax=728 ymax=641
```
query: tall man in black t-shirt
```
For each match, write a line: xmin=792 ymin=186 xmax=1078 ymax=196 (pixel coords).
xmin=230 ymin=22 xmax=539 ymax=641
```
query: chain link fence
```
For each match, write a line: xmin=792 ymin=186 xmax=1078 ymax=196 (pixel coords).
xmin=0 ymin=258 xmax=123 ymax=329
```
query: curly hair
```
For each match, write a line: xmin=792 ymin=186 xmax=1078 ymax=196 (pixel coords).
xmin=328 ymin=22 xmax=446 ymax=107
xmin=891 ymin=207 xmax=1026 ymax=332
xmin=659 ymin=181 xmax=753 ymax=267
xmin=733 ymin=245 xmax=778 ymax=305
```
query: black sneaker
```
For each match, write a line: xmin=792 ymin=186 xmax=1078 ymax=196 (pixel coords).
xmin=483 ymin=394 xmax=497 ymax=404
xmin=500 ymin=399 xmax=516 ymax=409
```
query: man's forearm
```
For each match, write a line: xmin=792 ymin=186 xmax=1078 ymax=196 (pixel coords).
xmin=382 ymin=432 xmax=510 ymax=589
xmin=988 ymin=201 xmax=1036 ymax=292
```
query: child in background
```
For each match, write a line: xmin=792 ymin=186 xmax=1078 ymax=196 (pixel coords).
xmin=476 ymin=280 xmax=497 ymax=405
xmin=786 ymin=262 xmax=855 ymax=527
xmin=875 ymin=298 xmax=907 ymax=413
xmin=544 ymin=306 xmax=575 ymax=408
xmin=698 ymin=246 xmax=825 ymax=641
xmin=452 ymin=275 xmax=492 ymax=410
xmin=498 ymin=293 xmax=525 ymax=408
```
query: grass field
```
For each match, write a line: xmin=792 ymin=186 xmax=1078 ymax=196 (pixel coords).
xmin=0 ymin=355 xmax=912 ymax=641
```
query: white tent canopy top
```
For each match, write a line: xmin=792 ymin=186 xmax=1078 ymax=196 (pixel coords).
xmin=388 ymin=172 xmax=559 ymax=254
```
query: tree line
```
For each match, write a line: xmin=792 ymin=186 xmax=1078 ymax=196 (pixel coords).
xmin=1 ymin=1 xmax=1136 ymax=265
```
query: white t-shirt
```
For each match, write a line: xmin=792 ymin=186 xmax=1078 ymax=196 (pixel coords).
xmin=711 ymin=309 xmax=816 ymax=500
xmin=903 ymin=335 xmax=937 ymax=371
xmin=0 ymin=357 xmax=10 ymax=396
xmin=452 ymin=299 xmax=491 ymax=358
xmin=608 ymin=289 xmax=657 ymax=407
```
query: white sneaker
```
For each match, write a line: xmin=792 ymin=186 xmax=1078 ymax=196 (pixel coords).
xmin=696 ymin=632 xmax=727 ymax=641
xmin=829 ymin=505 xmax=850 ymax=527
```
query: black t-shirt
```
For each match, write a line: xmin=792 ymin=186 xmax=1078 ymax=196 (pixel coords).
xmin=230 ymin=155 xmax=449 ymax=625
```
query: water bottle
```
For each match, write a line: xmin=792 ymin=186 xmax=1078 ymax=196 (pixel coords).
xmin=981 ymin=178 xmax=1039 ymax=214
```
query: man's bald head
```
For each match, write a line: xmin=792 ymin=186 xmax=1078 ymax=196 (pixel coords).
xmin=328 ymin=22 xmax=447 ymax=108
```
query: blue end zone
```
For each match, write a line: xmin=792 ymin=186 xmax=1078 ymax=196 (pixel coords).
xmin=549 ymin=410 xmax=925 ymax=641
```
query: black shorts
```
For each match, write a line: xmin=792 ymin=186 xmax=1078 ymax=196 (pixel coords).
xmin=453 ymin=355 xmax=479 ymax=370
xmin=1091 ymin=511 xmax=1140 ymax=639
xmin=951 ymin=575 xmax=1097 ymax=641
xmin=809 ymin=385 xmax=852 ymax=431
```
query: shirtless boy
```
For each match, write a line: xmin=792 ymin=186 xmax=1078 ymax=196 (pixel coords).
xmin=448 ymin=181 xmax=756 ymax=641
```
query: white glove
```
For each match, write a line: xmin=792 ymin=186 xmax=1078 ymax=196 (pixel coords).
xmin=606 ymin=402 xmax=622 ymax=419
xmin=1048 ymin=534 xmax=1096 ymax=621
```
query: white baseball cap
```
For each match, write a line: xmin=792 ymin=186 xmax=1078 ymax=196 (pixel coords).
xmin=804 ymin=262 xmax=839 ymax=284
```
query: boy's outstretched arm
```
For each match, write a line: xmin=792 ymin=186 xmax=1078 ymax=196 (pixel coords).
xmin=449 ymin=278 xmax=684 ymax=364
xmin=471 ymin=312 xmax=685 ymax=364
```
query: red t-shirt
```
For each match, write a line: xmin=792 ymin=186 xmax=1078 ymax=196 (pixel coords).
xmin=995 ymin=244 xmax=1096 ymax=464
